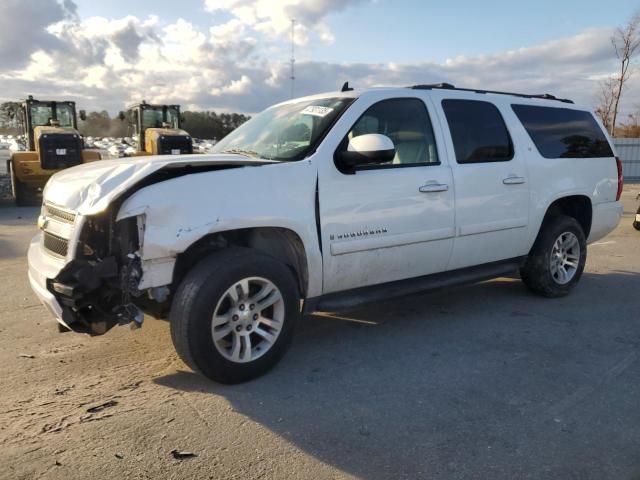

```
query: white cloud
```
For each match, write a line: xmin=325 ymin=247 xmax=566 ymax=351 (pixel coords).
xmin=0 ymin=0 xmax=637 ymax=119
xmin=204 ymin=0 xmax=366 ymax=45
xmin=0 ymin=0 xmax=71 ymax=68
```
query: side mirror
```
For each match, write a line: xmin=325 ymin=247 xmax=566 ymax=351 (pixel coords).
xmin=337 ymin=134 xmax=395 ymax=169
xmin=118 ymin=111 xmax=126 ymax=121
xmin=79 ymin=110 xmax=86 ymax=121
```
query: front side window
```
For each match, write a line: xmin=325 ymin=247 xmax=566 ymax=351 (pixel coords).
xmin=211 ymin=97 xmax=353 ymax=161
xmin=511 ymin=105 xmax=613 ymax=158
xmin=30 ymin=105 xmax=53 ymax=127
xmin=55 ymin=104 xmax=74 ymax=127
xmin=442 ymin=99 xmax=513 ymax=164
xmin=341 ymin=98 xmax=439 ymax=169
xmin=141 ymin=108 xmax=165 ymax=129
xmin=165 ymin=107 xmax=180 ymax=128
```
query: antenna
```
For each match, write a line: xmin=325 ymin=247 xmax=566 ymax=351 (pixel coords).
xmin=290 ymin=18 xmax=295 ymax=99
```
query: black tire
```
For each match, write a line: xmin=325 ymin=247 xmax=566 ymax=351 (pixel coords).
xmin=520 ymin=215 xmax=587 ymax=298
xmin=9 ymin=160 xmax=38 ymax=207
xmin=170 ymin=247 xmax=300 ymax=384
xmin=633 ymin=206 xmax=640 ymax=231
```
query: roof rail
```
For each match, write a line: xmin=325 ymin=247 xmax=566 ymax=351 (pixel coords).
xmin=409 ymin=84 xmax=574 ymax=104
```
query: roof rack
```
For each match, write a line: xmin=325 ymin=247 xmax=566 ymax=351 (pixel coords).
xmin=409 ymin=83 xmax=574 ymax=104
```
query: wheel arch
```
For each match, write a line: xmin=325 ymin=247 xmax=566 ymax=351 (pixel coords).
xmin=541 ymin=195 xmax=593 ymax=238
xmin=173 ymin=227 xmax=310 ymax=298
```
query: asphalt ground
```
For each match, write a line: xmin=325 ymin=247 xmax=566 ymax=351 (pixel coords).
xmin=0 ymin=186 xmax=639 ymax=480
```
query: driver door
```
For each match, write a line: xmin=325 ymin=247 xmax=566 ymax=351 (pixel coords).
xmin=318 ymin=96 xmax=455 ymax=294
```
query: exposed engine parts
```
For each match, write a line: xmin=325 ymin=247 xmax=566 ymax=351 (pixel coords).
xmin=50 ymin=214 xmax=150 ymax=335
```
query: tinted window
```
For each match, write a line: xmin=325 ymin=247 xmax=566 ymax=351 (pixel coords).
xmin=343 ymin=98 xmax=439 ymax=169
xmin=512 ymin=105 xmax=613 ymax=158
xmin=442 ymin=99 xmax=513 ymax=164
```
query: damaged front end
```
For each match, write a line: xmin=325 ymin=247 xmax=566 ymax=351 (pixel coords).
xmin=50 ymin=212 xmax=162 ymax=335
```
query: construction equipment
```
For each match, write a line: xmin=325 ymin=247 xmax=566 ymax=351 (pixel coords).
xmin=6 ymin=96 xmax=101 ymax=206
xmin=123 ymin=101 xmax=193 ymax=156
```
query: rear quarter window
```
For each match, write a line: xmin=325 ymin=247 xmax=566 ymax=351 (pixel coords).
xmin=511 ymin=105 xmax=613 ymax=158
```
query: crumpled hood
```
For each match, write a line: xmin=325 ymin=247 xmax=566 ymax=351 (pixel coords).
xmin=43 ymin=153 xmax=276 ymax=215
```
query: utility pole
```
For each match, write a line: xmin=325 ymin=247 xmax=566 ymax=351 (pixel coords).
xmin=290 ymin=18 xmax=296 ymax=99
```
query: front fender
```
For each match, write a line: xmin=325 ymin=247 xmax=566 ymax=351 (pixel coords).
xmin=117 ymin=160 xmax=323 ymax=296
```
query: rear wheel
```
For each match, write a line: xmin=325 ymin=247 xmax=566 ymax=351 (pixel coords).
xmin=520 ymin=215 xmax=587 ymax=297
xmin=633 ymin=205 xmax=640 ymax=231
xmin=9 ymin=160 xmax=39 ymax=206
xmin=170 ymin=247 xmax=300 ymax=384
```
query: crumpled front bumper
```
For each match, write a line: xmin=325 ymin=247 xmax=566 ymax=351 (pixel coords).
xmin=28 ymin=228 xmax=146 ymax=335
xmin=27 ymin=232 xmax=74 ymax=330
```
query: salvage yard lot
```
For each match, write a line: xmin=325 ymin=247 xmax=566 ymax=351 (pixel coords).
xmin=0 ymin=186 xmax=639 ymax=480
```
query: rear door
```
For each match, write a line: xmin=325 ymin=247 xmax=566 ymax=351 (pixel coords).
xmin=435 ymin=97 xmax=531 ymax=269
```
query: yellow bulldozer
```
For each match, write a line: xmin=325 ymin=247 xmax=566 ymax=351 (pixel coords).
xmin=123 ymin=101 xmax=193 ymax=156
xmin=6 ymin=96 xmax=101 ymax=206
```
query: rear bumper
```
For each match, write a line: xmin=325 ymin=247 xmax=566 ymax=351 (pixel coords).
xmin=27 ymin=232 xmax=71 ymax=329
xmin=588 ymin=201 xmax=623 ymax=244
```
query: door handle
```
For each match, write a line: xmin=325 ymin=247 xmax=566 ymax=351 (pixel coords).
xmin=419 ymin=183 xmax=449 ymax=193
xmin=503 ymin=176 xmax=526 ymax=185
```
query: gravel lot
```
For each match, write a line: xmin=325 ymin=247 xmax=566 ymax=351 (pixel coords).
xmin=0 ymin=186 xmax=639 ymax=480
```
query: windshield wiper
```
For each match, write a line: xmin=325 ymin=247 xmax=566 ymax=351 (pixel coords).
xmin=220 ymin=149 xmax=261 ymax=158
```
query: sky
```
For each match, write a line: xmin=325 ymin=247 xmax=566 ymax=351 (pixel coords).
xmin=0 ymin=0 xmax=638 ymax=116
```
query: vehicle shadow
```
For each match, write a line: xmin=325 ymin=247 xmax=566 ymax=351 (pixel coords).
xmin=155 ymin=271 xmax=640 ymax=479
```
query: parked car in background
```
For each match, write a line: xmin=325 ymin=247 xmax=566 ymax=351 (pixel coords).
xmin=28 ymin=83 xmax=623 ymax=383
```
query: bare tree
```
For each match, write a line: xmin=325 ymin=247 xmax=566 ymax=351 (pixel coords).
xmin=609 ymin=12 xmax=640 ymax=136
xmin=595 ymin=77 xmax=616 ymax=132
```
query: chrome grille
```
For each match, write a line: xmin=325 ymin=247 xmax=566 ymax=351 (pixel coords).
xmin=43 ymin=232 xmax=69 ymax=257
xmin=45 ymin=204 xmax=76 ymax=224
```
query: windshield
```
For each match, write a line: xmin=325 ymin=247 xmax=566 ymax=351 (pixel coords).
xmin=141 ymin=106 xmax=180 ymax=129
xmin=211 ymin=97 xmax=354 ymax=161
xmin=30 ymin=103 xmax=74 ymax=128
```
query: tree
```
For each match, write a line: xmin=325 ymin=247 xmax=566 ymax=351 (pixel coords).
xmin=615 ymin=103 xmax=640 ymax=137
xmin=0 ymin=102 xmax=24 ymax=134
xmin=609 ymin=12 xmax=640 ymax=136
xmin=595 ymin=77 xmax=616 ymax=132
xmin=181 ymin=111 xmax=250 ymax=140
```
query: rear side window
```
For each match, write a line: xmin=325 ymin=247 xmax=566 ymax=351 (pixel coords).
xmin=442 ymin=99 xmax=513 ymax=164
xmin=512 ymin=105 xmax=613 ymax=158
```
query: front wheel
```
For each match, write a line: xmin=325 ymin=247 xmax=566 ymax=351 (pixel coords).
xmin=170 ymin=247 xmax=300 ymax=384
xmin=520 ymin=215 xmax=587 ymax=298
xmin=633 ymin=205 xmax=640 ymax=231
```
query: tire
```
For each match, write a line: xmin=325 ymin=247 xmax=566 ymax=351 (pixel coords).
xmin=520 ymin=215 xmax=587 ymax=298
xmin=170 ymin=247 xmax=300 ymax=384
xmin=9 ymin=160 xmax=38 ymax=207
xmin=633 ymin=206 xmax=640 ymax=231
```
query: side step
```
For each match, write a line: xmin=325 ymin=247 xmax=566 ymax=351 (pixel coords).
xmin=306 ymin=258 xmax=524 ymax=313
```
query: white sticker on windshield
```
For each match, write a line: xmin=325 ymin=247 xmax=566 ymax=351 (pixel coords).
xmin=301 ymin=106 xmax=334 ymax=117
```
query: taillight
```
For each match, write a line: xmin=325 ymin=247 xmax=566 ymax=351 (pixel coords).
xmin=616 ymin=156 xmax=624 ymax=201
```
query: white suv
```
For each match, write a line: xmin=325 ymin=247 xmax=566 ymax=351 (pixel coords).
xmin=28 ymin=83 xmax=624 ymax=383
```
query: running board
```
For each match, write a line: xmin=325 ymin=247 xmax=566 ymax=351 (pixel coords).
xmin=305 ymin=258 xmax=524 ymax=313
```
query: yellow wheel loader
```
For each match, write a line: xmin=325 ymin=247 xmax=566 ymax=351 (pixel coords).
xmin=7 ymin=96 xmax=101 ymax=206
xmin=123 ymin=102 xmax=193 ymax=156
